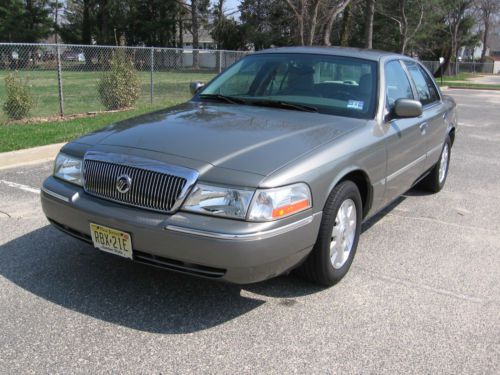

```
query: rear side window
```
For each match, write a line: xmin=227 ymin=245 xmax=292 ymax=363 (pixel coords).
xmin=404 ymin=61 xmax=439 ymax=105
xmin=384 ymin=60 xmax=414 ymax=109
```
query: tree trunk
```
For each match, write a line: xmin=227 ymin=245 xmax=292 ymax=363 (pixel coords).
xmin=323 ymin=0 xmax=351 ymax=46
xmin=340 ymin=3 xmax=353 ymax=47
xmin=178 ymin=18 xmax=183 ymax=48
xmin=401 ymin=37 xmax=408 ymax=55
xmin=298 ymin=15 xmax=304 ymax=45
xmin=82 ymin=0 xmax=92 ymax=45
xmin=284 ymin=0 xmax=305 ymax=45
xmin=481 ymin=18 xmax=490 ymax=62
xmin=101 ymin=0 xmax=109 ymax=45
xmin=364 ymin=0 xmax=375 ymax=49
xmin=191 ymin=0 xmax=200 ymax=69
xmin=308 ymin=0 xmax=321 ymax=45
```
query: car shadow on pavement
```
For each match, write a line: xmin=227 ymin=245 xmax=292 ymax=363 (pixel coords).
xmin=361 ymin=195 xmax=406 ymax=233
xmin=0 ymin=225 xmax=323 ymax=334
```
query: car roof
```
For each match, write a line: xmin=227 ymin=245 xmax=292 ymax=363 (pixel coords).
xmin=253 ymin=46 xmax=404 ymax=62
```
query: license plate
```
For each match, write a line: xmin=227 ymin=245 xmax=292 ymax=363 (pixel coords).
xmin=90 ymin=223 xmax=133 ymax=259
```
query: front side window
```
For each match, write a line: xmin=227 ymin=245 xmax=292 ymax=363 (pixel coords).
xmin=404 ymin=61 xmax=439 ymax=105
xmin=384 ymin=60 xmax=414 ymax=110
xmin=199 ymin=53 xmax=378 ymax=119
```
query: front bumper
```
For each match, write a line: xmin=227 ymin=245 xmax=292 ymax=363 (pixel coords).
xmin=41 ymin=176 xmax=322 ymax=284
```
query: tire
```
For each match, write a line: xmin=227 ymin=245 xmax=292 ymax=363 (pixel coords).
xmin=297 ymin=181 xmax=362 ymax=286
xmin=419 ymin=135 xmax=451 ymax=193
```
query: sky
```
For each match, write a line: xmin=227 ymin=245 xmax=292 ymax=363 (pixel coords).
xmin=223 ymin=0 xmax=241 ymax=19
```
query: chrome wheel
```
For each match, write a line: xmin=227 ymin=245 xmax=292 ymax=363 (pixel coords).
xmin=330 ymin=199 xmax=357 ymax=269
xmin=438 ymin=143 xmax=449 ymax=184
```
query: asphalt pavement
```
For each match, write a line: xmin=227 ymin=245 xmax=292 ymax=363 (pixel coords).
xmin=0 ymin=89 xmax=499 ymax=374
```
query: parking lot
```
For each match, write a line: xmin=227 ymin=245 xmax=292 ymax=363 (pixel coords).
xmin=0 ymin=89 xmax=499 ymax=374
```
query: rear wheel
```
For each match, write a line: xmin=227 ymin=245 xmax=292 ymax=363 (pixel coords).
xmin=297 ymin=181 xmax=362 ymax=286
xmin=419 ymin=135 xmax=451 ymax=193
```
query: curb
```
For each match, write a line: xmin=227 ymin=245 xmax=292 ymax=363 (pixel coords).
xmin=0 ymin=142 xmax=65 ymax=171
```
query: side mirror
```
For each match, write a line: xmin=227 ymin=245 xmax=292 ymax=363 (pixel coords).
xmin=393 ymin=99 xmax=423 ymax=118
xmin=190 ymin=81 xmax=205 ymax=95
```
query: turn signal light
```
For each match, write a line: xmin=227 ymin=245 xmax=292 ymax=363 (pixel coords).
xmin=272 ymin=199 xmax=311 ymax=218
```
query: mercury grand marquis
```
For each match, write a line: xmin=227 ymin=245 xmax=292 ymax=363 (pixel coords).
xmin=41 ymin=47 xmax=457 ymax=286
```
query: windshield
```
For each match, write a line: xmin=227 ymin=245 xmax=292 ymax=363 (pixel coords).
xmin=198 ymin=53 xmax=378 ymax=119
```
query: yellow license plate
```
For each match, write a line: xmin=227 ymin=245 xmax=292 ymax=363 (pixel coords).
xmin=90 ymin=223 xmax=133 ymax=259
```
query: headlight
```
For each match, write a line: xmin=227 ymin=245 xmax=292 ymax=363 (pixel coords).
xmin=53 ymin=152 xmax=83 ymax=186
xmin=182 ymin=183 xmax=254 ymax=220
xmin=247 ymin=183 xmax=312 ymax=221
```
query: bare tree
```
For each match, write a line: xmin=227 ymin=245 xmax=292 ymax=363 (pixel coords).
xmin=283 ymin=0 xmax=306 ymax=45
xmin=364 ymin=0 xmax=376 ymax=48
xmin=444 ymin=0 xmax=476 ymax=63
xmin=323 ymin=0 xmax=352 ymax=46
xmin=340 ymin=2 xmax=353 ymax=46
xmin=378 ymin=0 xmax=425 ymax=54
xmin=283 ymin=0 xmax=352 ymax=46
xmin=476 ymin=0 xmax=500 ymax=61
xmin=191 ymin=0 xmax=200 ymax=68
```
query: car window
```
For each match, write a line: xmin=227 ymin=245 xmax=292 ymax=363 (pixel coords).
xmin=200 ymin=53 xmax=378 ymax=119
xmin=404 ymin=61 xmax=439 ymax=105
xmin=384 ymin=60 xmax=414 ymax=110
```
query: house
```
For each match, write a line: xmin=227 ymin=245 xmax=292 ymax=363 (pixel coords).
xmin=180 ymin=28 xmax=216 ymax=50
xmin=489 ymin=33 xmax=500 ymax=57
xmin=458 ymin=41 xmax=487 ymax=61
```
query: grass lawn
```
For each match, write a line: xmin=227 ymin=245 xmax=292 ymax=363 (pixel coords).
xmin=0 ymin=69 xmax=215 ymax=152
xmin=0 ymin=70 xmax=215 ymax=123
xmin=0 ymin=104 xmax=182 ymax=153
xmin=440 ymin=82 xmax=500 ymax=90
xmin=440 ymin=72 xmax=480 ymax=82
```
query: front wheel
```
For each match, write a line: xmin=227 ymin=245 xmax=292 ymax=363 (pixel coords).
xmin=297 ymin=181 xmax=362 ymax=286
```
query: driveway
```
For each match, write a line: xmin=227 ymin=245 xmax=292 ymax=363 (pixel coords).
xmin=0 ymin=89 xmax=499 ymax=374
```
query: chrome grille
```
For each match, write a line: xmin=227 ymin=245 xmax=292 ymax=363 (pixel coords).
xmin=82 ymin=155 xmax=195 ymax=213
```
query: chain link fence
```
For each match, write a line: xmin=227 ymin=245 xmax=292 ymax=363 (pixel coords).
xmin=0 ymin=43 xmax=248 ymax=123
xmin=421 ymin=60 xmax=495 ymax=76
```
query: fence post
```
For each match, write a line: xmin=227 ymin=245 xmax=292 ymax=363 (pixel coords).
xmin=219 ymin=50 xmax=222 ymax=73
xmin=56 ymin=45 xmax=64 ymax=117
xmin=150 ymin=47 xmax=154 ymax=105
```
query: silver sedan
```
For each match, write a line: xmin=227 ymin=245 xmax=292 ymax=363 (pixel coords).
xmin=41 ymin=47 xmax=457 ymax=286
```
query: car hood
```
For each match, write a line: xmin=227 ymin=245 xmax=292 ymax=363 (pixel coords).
xmin=76 ymin=102 xmax=367 ymax=176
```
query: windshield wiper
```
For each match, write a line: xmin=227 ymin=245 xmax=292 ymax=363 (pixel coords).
xmin=198 ymin=94 xmax=246 ymax=105
xmin=248 ymin=100 xmax=318 ymax=113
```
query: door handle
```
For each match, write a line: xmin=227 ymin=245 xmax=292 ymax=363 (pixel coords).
xmin=419 ymin=122 xmax=428 ymax=134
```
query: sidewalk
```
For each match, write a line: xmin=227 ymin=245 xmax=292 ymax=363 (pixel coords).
xmin=0 ymin=142 xmax=65 ymax=170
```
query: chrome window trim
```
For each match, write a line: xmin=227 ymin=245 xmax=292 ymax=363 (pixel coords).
xmin=83 ymin=151 xmax=199 ymax=213
xmin=165 ymin=212 xmax=321 ymax=241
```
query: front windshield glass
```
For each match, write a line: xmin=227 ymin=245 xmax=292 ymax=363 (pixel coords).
xmin=199 ymin=53 xmax=378 ymax=119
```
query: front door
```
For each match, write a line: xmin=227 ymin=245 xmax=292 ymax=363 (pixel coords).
xmin=382 ymin=60 xmax=428 ymax=204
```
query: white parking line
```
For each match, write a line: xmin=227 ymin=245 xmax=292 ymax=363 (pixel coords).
xmin=0 ymin=180 xmax=40 ymax=194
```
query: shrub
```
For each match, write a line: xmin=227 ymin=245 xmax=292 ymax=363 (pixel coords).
xmin=97 ymin=52 xmax=141 ymax=110
xmin=2 ymin=72 xmax=35 ymax=120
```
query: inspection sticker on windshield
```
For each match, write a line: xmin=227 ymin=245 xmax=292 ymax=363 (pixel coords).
xmin=347 ymin=100 xmax=364 ymax=110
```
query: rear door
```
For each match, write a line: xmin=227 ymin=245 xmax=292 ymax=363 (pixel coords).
xmin=382 ymin=59 xmax=428 ymax=204
xmin=403 ymin=61 xmax=447 ymax=170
